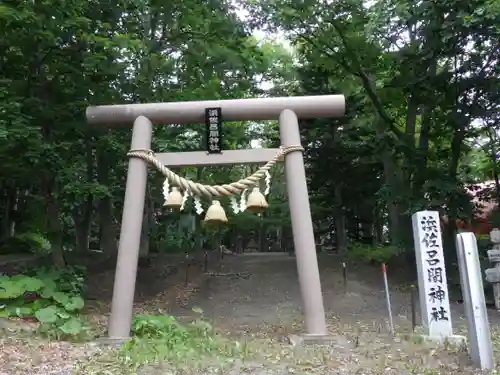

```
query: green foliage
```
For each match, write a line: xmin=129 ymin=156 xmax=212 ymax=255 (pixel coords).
xmin=0 ymin=0 xmax=290 ymax=264
xmin=0 ymin=232 xmax=51 ymax=255
xmin=241 ymin=0 xmax=500 ymax=256
xmin=0 ymin=0 xmax=498 ymax=309
xmin=119 ymin=308 xmax=242 ymax=371
xmin=348 ymin=243 xmax=402 ymax=264
xmin=0 ymin=268 xmax=89 ymax=340
xmin=159 ymin=230 xmax=197 ymax=253
xmin=31 ymin=265 xmax=88 ymax=296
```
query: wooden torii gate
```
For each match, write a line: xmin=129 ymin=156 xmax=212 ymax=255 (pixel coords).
xmin=86 ymin=94 xmax=345 ymax=340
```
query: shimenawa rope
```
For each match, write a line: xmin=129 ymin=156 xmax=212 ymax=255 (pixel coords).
xmin=126 ymin=145 xmax=304 ymax=198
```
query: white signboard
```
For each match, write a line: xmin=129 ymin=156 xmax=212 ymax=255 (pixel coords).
xmin=411 ymin=210 xmax=453 ymax=338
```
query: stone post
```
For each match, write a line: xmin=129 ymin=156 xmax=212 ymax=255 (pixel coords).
xmin=485 ymin=228 xmax=500 ymax=310
xmin=411 ymin=211 xmax=453 ymax=338
xmin=411 ymin=210 xmax=465 ymax=344
xmin=456 ymin=232 xmax=494 ymax=370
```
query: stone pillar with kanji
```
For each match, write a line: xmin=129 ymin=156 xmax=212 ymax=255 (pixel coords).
xmin=485 ymin=228 xmax=500 ymax=310
xmin=411 ymin=210 xmax=454 ymax=338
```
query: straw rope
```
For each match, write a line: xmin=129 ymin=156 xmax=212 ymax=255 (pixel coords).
xmin=126 ymin=146 xmax=304 ymax=198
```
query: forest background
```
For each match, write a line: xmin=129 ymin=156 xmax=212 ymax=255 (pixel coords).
xmin=0 ymin=0 xmax=499 ymax=312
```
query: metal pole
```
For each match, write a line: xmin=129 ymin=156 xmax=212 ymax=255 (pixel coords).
xmin=410 ymin=284 xmax=417 ymax=331
xmin=185 ymin=253 xmax=190 ymax=287
xmin=382 ymin=263 xmax=395 ymax=336
xmin=342 ymin=262 xmax=347 ymax=294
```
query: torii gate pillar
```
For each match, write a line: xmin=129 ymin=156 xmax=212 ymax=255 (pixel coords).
xmin=86 ymin=94 xmax=345 ymax=340
xmin=279 ymin=109 xmax=327 ymax=335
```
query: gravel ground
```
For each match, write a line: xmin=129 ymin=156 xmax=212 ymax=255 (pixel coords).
xmin=1 ymin=252 xmax=499 ymax=374
xmin=171 ymin=253 xmax=497 ymax=333
xmin=167 ymin=253 xmax=500 ymax=374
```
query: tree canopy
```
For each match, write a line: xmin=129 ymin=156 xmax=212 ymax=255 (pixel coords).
xmin=1 ymin=0 xmax=499 ymax=266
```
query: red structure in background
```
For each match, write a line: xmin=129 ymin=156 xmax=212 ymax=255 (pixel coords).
xmin=442 ymin=181 xmax=498 ymax=236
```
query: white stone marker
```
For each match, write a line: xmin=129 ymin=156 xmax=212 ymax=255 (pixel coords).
xmin=411 ymin=211 xmax=453 ymax=338
xmin=485 ymin=228 xmax=500 ymax=310
xmin=456 ymin=232 xmax=494 ymax=370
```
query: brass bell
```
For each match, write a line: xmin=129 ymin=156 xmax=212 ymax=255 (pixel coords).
xmin=204 ymin=200 xmax=228 ymax=224
xmin=164 ymin=187 xmax=183 ymax=210
xmin=246 ymin=187 xmax=268 ymax=213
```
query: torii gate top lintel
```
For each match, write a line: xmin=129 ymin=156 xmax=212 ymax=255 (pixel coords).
xmin=86 ymin=94 xmax=345 ymax=126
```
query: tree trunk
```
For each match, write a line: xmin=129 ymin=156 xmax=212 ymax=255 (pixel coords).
xmin=2 ymin=189 xmax=9 ymax=239
xmin=258 ymin=215 xmax=268 ymax=252
xmin=402 ymin=93 xmax=418 ymax=184
xmin=333 ymin=183 xmax=348 ymax=252
xmin=1 ymin=184 xmax=16 ymax=239
xmin=73 ymin=138 xmax=94 ymax=253
xmin=381 ymin=151 xmax=406 ymax=244
xmin=98 ymin=198 xmax=116 ymax=253
xmin=45 ymin=181 xmax=65 ymax=268
xmin=9 ymin=188 xmax=19 ymax=236
xmin=39 ymin=115 xmax=64 ymax=266
xmin=373 ymin=207 xmax=384 ymax=245
xmin=97 ymin=148 xmax=117 ymax=253
xmin=73 ymin=208 xmax=91 ymax=253
xmin=235 ymin=234 xmax=243 ymax=253
xmin=411 ymin=59 xmax=437 ymax=198
xmin=359 ymin=200 xmax=375 ymax=244
xmin=487 ymin=127 xmax=500 ymax=201
xmin=276 ymin=228 xmax=282 ymax=250
xmin=445 ymin=119 xmax=466 ymax=266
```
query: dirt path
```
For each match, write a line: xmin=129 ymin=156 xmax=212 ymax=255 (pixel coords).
xmin=162 ymin=252 xmax=499 ymax=374
xmin=174 ymin=253 xmax=500 ymax=332
xmin=171 ymin=253 xmax=305 ymax=331
xmin=173 ymin=254 xmax=416 ymax=330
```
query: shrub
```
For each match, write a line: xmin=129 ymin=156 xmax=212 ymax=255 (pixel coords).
xmin=30 ymin=265 xmax=87 ymax=296
xmin=157 ymin=231 xmax=197 ymax=253
xmin=0 ymin=267 xmax=89 ymax=340
xmin=0 ymin=232 xmax=51 ymax=255
xmin=348 ymin=242 xmax=401 ymax=264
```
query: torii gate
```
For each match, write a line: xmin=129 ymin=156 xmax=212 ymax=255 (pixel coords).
xmin=86 ymin=94 xmax=345 ymax=340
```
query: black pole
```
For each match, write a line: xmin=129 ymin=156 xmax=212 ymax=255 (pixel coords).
xmin=342 ymin=261 xmax=347 ymax=294
xmin=185 ymin=253 xmax=190 ymax=286
xmin=410 ymin=284 xmax=417 ymax=331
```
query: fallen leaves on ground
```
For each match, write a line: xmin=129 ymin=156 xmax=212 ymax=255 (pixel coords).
xmin=2 ymin=254 xmax=500 ymax=375
xmin=0 ymin=334 xmax=99 ymax=375
xmin=1 ymin=313 xmax=499 ymax=374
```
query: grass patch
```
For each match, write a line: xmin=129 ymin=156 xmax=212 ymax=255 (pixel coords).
xmin=76 ymin=309 xmax=252 ymax=374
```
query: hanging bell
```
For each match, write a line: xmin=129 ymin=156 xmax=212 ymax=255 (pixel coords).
xmin=204 ymin=200 xmax=228 ymax=224
xmin=246 ymin=187 xmax=268 ymax=213
xmin=164 ymin=187 xmax=183 ymax=210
